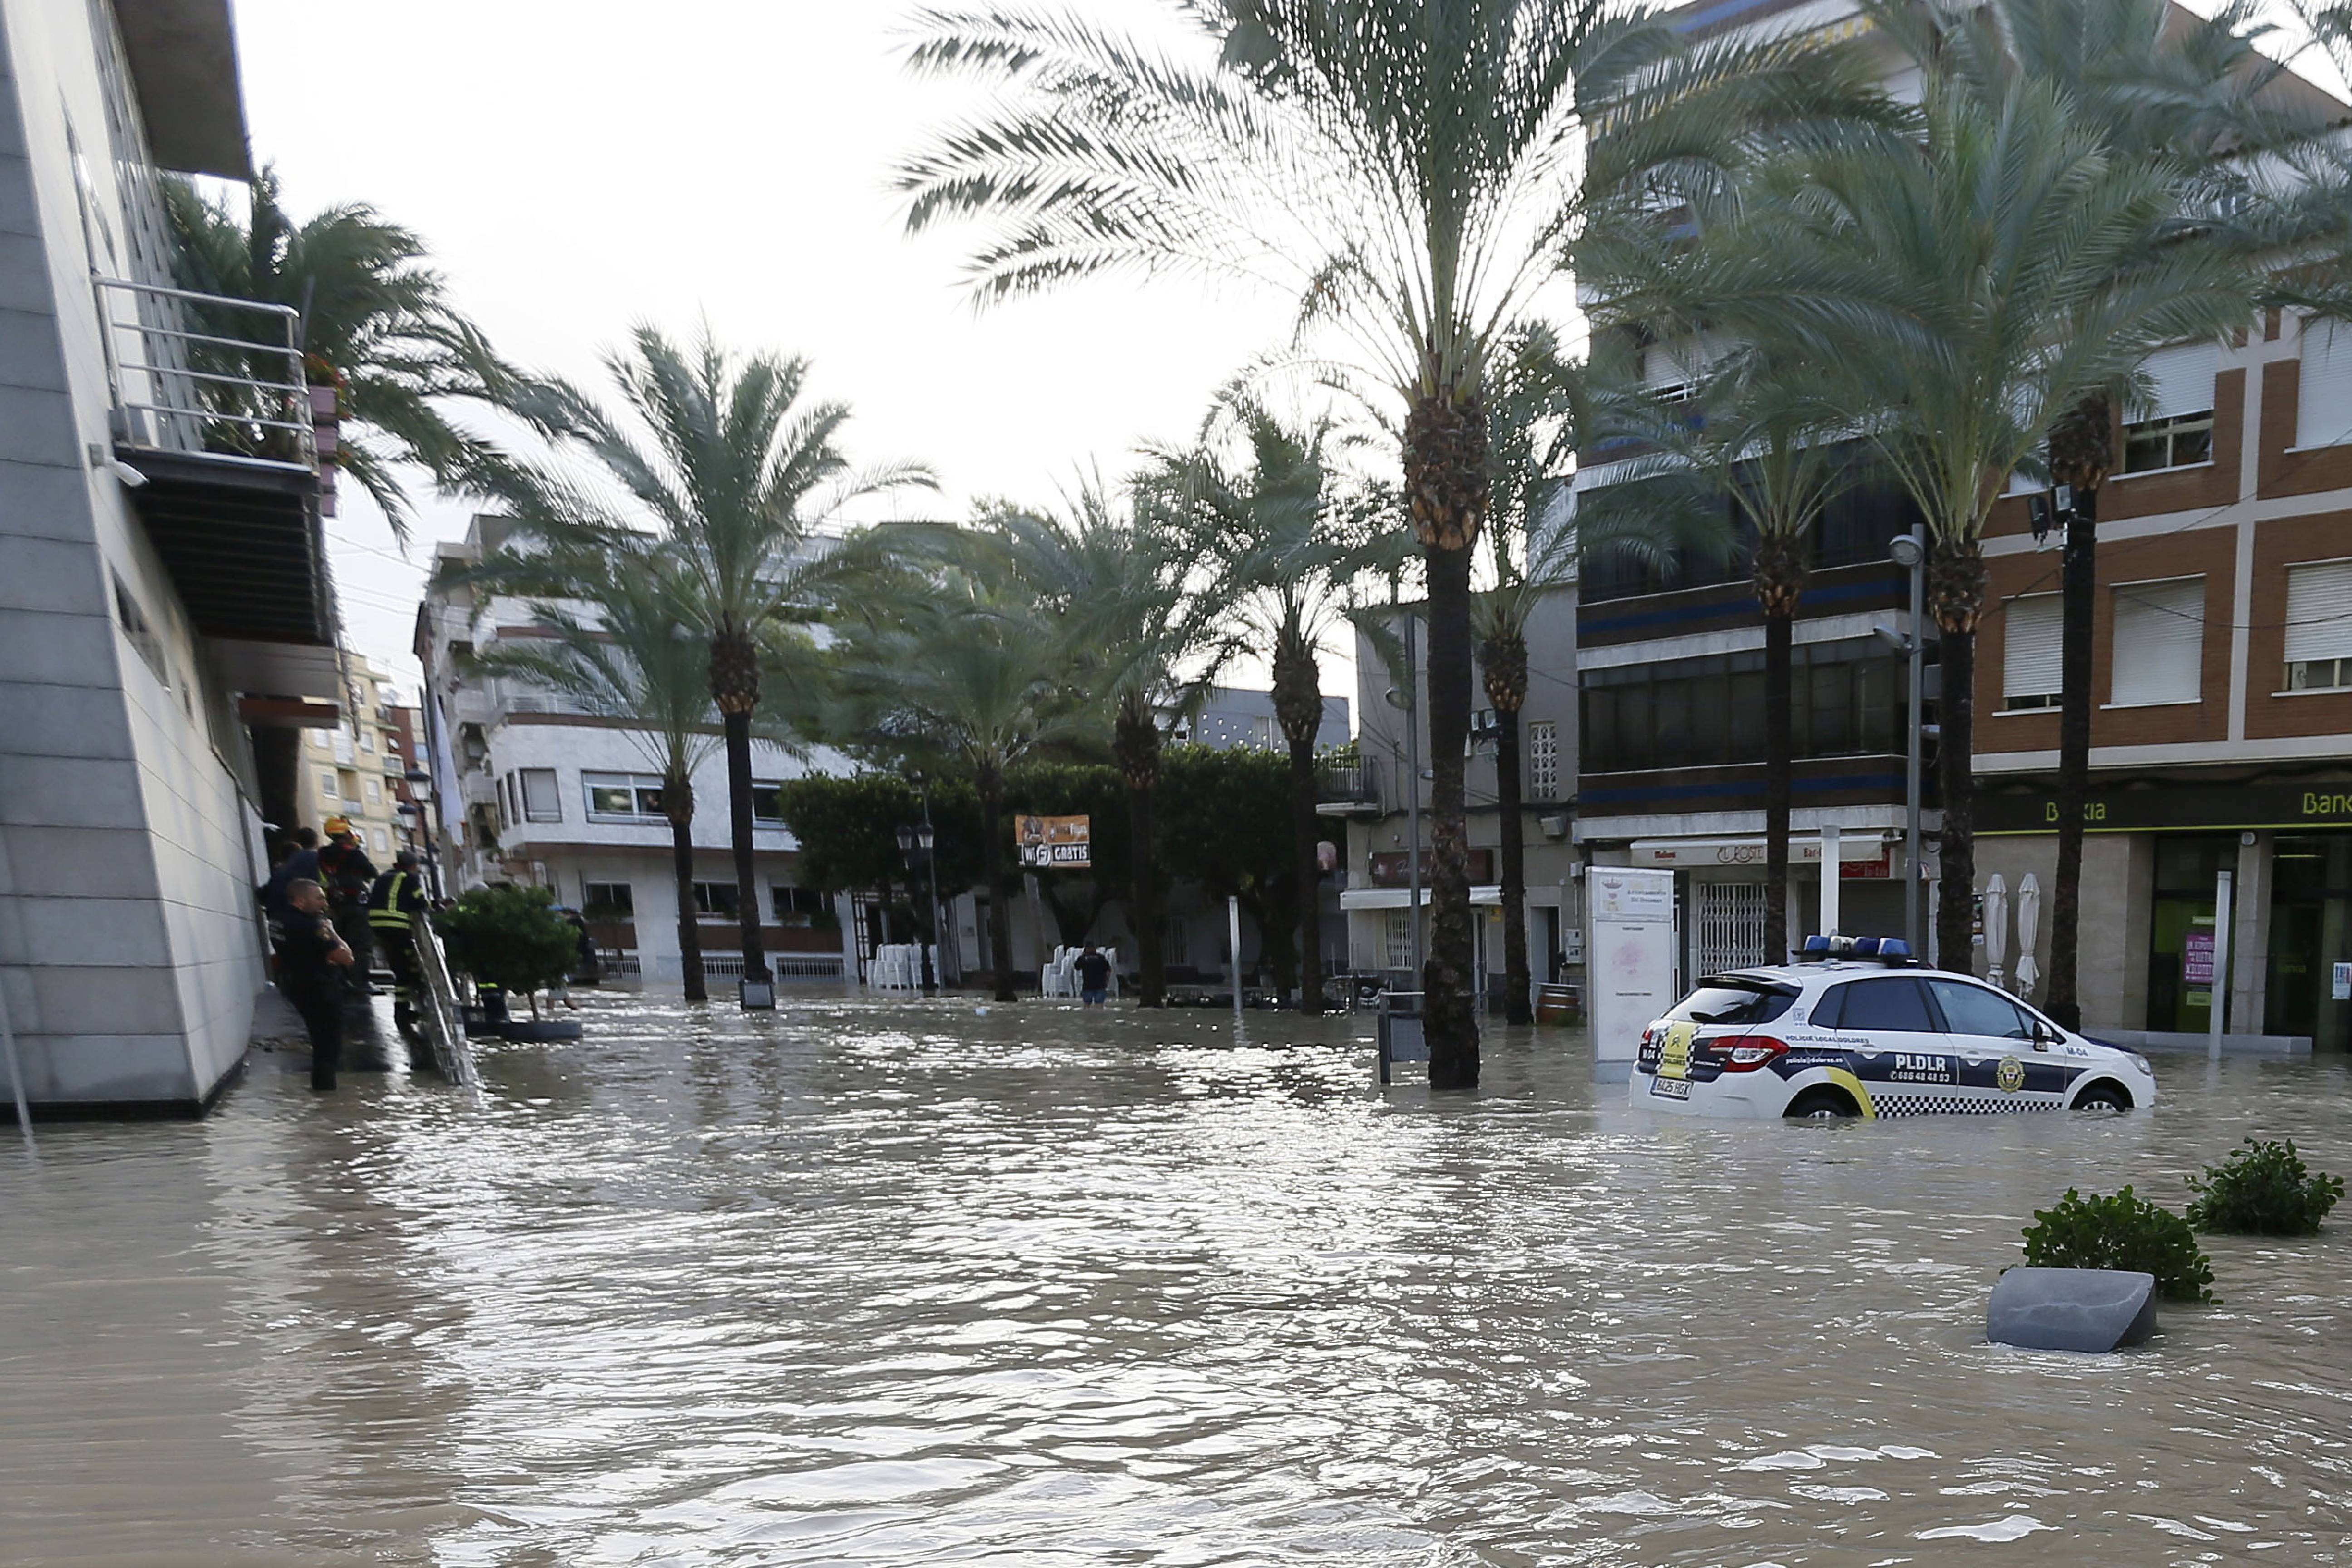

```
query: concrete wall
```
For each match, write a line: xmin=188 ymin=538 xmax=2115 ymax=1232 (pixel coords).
xmin=1969 ymin=833 xmax=2148 ymax=1032
xmin=0 ymin=0 xmax=269 ymax=1107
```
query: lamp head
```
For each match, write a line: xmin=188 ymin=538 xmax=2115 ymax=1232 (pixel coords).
xmin=1888 ymin=533 xmax=1926 ymax=570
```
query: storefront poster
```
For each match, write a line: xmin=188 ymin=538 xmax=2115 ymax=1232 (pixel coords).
xmin=2184 ymin=929 xmax=2214 ymax=987
xmin=2334 ymin=962 xmax=2352 ymax=1001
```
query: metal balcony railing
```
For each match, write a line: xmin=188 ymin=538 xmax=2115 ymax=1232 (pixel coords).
xmin=94 ymin=276 xmax=315 ymax=468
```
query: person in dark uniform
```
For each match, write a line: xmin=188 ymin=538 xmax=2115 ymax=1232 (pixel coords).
xmin=367 ymin=852 xmax=428 ymax=1033
xmin=315 ymin=818 xmax=378 ymax=996
xmin=279 ymin=878 xmax=355 ymax=1089
xmin=1077 ymin=943 xmax=1112 ymax=1007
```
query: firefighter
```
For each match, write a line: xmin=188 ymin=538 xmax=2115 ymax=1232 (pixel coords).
xmin=315 ymin=818 xmax=378 ymax=996
xmin=367 ymin=851 xmax=428 ymax=1033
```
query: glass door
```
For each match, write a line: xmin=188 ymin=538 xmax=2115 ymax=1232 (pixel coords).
xmin=2146 ymin=837 xmax=2236 ymax=1032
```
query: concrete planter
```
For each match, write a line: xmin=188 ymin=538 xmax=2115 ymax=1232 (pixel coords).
xmin=1988 ymin=1267 xmax=2158 ymax=1352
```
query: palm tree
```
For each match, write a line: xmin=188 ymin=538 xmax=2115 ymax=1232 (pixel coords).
xmin=1176 ymin=401 xmax=1396 ymax=1016
xmin=457 ymin=542 xmax=722 ymax=1000
xmin=898 ymin=0 xmax=1882 ymax=1084
xmin=829 ymin=535 xmax=1091 ymax=1000
xmin=986 ymin=484 xmax=1223 ymax=1009
xmin=1652 ymin=74 xmax=2255 ymax=970
xmin=457 ymin=326 xmax=933 ymax=988
xmin=1930 ymin=0 xmax=2282 ymax=1027
xmin=162 ymin=170 xmax=525 ymax=538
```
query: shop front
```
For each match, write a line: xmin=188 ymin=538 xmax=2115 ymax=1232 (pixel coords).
xmin=1976 ymin=782 xmax=2352 ymax=1045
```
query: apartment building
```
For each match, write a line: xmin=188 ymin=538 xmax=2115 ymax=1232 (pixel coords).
xmin=2 ymin=0 xmax=343 ymax=1113
xmin=417 ymin=517 xmax=848 ymax=987
xmin=1973 ymin=318 xmax=2352 ymax=1045
xmin=1338 ymin=590 xmax=1581 ymax=1003
xmin=291 ymin=652 xmax=405 ymax=859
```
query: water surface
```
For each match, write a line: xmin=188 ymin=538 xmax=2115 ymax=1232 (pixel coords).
xmin=4 ymin=993 xmax=2349 ymax=1565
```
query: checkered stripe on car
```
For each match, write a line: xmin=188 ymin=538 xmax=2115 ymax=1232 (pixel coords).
xmin=1872 ymin=1093 xmax=2058 ymax=1117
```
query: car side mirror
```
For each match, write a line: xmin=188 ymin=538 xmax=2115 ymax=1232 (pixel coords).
xmin=2032 ymin=1020 xmax=2063 ymax=1049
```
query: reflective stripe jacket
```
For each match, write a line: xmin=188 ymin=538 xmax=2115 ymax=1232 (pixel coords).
xmin=367 ymin=870 xmax=424 ymax=935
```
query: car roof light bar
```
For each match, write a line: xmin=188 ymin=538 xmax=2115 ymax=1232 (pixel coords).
xmin=1796 ymin=934 xmax=1915 ymax=966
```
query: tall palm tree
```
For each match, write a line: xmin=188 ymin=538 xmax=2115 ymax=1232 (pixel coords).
xmin=987 ymin=484 xmax=1223 ymax=1009
xmin=1650 ymin=74 xmax=2255 ymax=969
xmin=1178 ymin=401 xmax=1396 ymax=1016
xmin=898 ymin=0 xmax=1882 ymax=1084
xmin=829 ymin=536 xmax=1091 ymax=1001
xmin=458 ymin=327 xmax=933 ymax=988
xmin=1927 ymin=0 xmax=2283 ymax=1027
xmin=457 ymin=542 xmax=721 ymax=1000
xmin=162 ymin=170 xmax=525 ymax=538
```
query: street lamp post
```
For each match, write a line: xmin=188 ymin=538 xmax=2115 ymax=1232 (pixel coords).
xmin=896 ymin=807 xmax=942 ymax=991
xmin=1888 ymin=532 xmax=1929 ymax=956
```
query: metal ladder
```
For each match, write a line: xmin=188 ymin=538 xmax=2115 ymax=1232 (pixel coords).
xmin=408 ymin=916 xmax=479 ymax=1088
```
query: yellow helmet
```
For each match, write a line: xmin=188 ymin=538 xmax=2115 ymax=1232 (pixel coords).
xmin=323 ymin=815 xmax=353 ymax=836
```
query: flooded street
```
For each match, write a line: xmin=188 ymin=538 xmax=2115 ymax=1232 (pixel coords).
xmin=4 ymin=993 xmax=2351 ymax=1566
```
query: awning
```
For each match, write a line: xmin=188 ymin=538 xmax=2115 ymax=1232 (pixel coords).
xmin=1341 ymin=885 xmax=1504 ymax=910
xmin=1628 ymin=835 xmax=1887 ymax=868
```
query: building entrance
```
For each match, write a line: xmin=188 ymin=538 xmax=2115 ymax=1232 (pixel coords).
xmin=2146 ymin=837 xmax=2237 ymax=1033
xmin=2267 ymin=834 xmax=2352 ymax=1049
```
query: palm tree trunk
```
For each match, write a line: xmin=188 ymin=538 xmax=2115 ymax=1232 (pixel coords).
xmin=980 ymin=765 xmax=1017 ymax=1002
xmin=1286 ymin=732 xmax=1324 ymax=1015
xmin=1930 ymin=538 xmax=1987 ymax=975
xmin=1763 ymin=606 xmax=1795 ymax=959
xmin=666 ymin=792 xmax=706 ymax=1004
xmin=1422 ymin=540 xmax=1480 ymax=1085
xmin=1116 ymin=697 xmax=1166 ymax=1007
xmin=722 ymin=706 xmax=769 ymax=985
xmin=1494 ymin=703 xmax=1532 ymax=1024
xmin=1406 ymin=380 xmax=1488 ymax=1090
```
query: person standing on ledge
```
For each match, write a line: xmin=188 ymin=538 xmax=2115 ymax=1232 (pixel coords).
xmin=367 ymin=852 xmax=429 ymax=1035
xmin=1077 ymin=943 xmax=1112 ymax=1008
xmin=279 ymin=878 xmax=355 ymax=1090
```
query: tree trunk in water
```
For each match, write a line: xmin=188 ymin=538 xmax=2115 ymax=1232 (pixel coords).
xmin=980 ymin=769 xmax=1017 ymax=1002
xmin=667 ymin=793 xmax=705 ymax=1003
xmin=722 ymin=707 xmax=769 ymax=984
xmin=1128 ymin=779 xmax=1163 ymax=1005
xmin=1422 ymin=541 xmax=1480 ymax=1085
xmin=2046 ymin=397 xmax=2111 ymax=1031
xmin=1494 ymin=704 xmax=1532 ymax=1024
xmin=1930 ymin=539 xmax=1986 ymax=976
xmin=1763 ymin=606 xmax=1795 ymax=958
xmin=1287 ymin=735 xmax=1324 ymax=1015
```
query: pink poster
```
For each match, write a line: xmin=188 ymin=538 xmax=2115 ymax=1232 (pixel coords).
xmin=2184 ymin=929 xmax=2215 ymax=987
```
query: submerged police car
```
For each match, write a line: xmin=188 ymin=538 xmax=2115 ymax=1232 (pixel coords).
xmin=1631 ymin=936 xmax=2158 ymax=1121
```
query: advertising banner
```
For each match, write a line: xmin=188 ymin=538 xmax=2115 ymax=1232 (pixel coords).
xmin=1588 ymin=866 xmax=1677 ymax=1083
xmin=1017 ymin=814 xmax=1091 ymax=869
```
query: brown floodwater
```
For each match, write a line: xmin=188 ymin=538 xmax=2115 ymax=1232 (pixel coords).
xmin=3 ymin=992 xmax=2350 ymax=1566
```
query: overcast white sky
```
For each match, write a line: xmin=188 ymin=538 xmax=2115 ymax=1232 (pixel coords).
xmin=227 ymin=1 xmax=1301 ymax=696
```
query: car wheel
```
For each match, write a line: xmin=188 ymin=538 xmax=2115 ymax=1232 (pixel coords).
xmin=1784 ymin=1087 xmax=1859 ymax=1122
xmin=2073 ymin=1081 xmax=2132 ymax=1112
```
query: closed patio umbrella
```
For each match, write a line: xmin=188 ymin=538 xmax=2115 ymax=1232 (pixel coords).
xmin=2014 ymin=874 xmax=2042 ymax=999
xmin=1984 ymin=873 xmax=2009 ymax=991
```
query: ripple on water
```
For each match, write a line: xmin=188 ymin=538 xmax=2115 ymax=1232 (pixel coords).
xmin=2 ymin=991 xmax=2350 ymax=1565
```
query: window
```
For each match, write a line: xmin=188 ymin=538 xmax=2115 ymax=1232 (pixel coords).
xmin=750 ymin=782 xmax=784 ymax=823
xmin=2109 ymin=578 xmax=2204 ymax=707
xmin=1528 ymin=720 xmax=1560 ymax=799
xmin=363 ymin=778 xmax=381 ymax=804
xmin=692 ymin=881 xmax=741 ymax=918
xmin=1580 ymin=638 xmax=1897 ymax=773
xmin=585 ymin=772 xmax=666 ymax=819
xmin=772 ymin=885 xmax=828 ymax=923
xmin=2284 ymin=560 xmax=2352 ymax=691
xmin=359 ymin=731 xmax=375 ymax=753
xmin=111 ymin=574 xmax=167 ymax=686
xmin=2298 ymin=318 xmax=2352 ymax=450
xmin=1384 ymin=908 xmax=1414 ymax=970
xmin=370 ymin=827 xmax=389 ymax=855
xmin=2002 ymin=593 xmax=2061 ymax=710
xmin=1165 ymin=920 xmax=1191 ymax=967
xmin=318 ymin=769 xmax=337 ymax=799
xmin=1664 ymin=983 xmax=1794 ymax=1026
xmin=519 ymin=768 xmax=562 ymax=823
xmin=581 ymin=882 xmax=635 ymax=919
xmin=1926 ymin=979 xmax=2035 ymax=1040
xmin=1819 ymin=976 xmax=1936 ymax=1031
xmin=1642 ymin=333 xmax=1719 ymax=404
xmin=2122 ymin=342 xmax=2215 ymax=473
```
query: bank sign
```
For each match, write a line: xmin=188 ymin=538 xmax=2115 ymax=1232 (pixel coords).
xmin=1016 ymin=814 xmax=1091 ymax=868
xmin=1977 ymin=784 xmax=2352 ymax=835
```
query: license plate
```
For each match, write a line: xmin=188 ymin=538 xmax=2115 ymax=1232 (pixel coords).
xmin=1650 ymin=1077 xmax=1692 ymax=1099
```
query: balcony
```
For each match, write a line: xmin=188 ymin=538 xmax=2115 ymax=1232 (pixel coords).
xmin=98 ymin=277 xmax=335 ymax=671
xmin=1316 ymin=756 xmax=1383 ymax=818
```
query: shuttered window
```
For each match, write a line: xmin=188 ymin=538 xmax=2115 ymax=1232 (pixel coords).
xmin=2284 ymin=559 xmax=2352 ymax=691
xmin=2109 ymin=578 xmax=2204 ymax=707
xmin=2298 ymin=319 xmax=2352 ymax=450
xmin=520 ymin=767 xmax=562 ymax=822
xmin=2003 ymin=593 xmax=2062 ymax=709
xmin=2122 ymin=342 xmax=2216 ymax=473
xmin=1643 ymin=334 xmax=1719 ymax=402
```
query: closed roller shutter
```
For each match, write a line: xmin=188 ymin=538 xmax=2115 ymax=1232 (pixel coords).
xmin=2285 ymin=559 xmax=2352 ymax=664
xmin=2299 ymin=320 xmax=2352 ymax=450
xmin=2110 ymin=578 xmax=2205 ymax=707
xmin=2137 ymin=342 xmax=2215 ymax=421
xmin=2003 ymin=593 xmax=2061 ymax=702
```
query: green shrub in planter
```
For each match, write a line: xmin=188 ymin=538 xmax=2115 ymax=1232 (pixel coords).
xmin=2021 ymin=1186 xmax=2215 ymax=1303
xmin=434 ymin=885 xmax=580 ymax=1020
xmin=2186 ymin=1138 xmax=2344 ymax=1236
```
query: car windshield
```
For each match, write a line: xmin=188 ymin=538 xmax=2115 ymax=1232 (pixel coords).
xmin=1665 ymin=983 xmax=1793 ymax=1026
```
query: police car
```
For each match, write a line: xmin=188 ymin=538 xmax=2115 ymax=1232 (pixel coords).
xmin=1631 ymin=936 xmax=2158 ymax=1121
